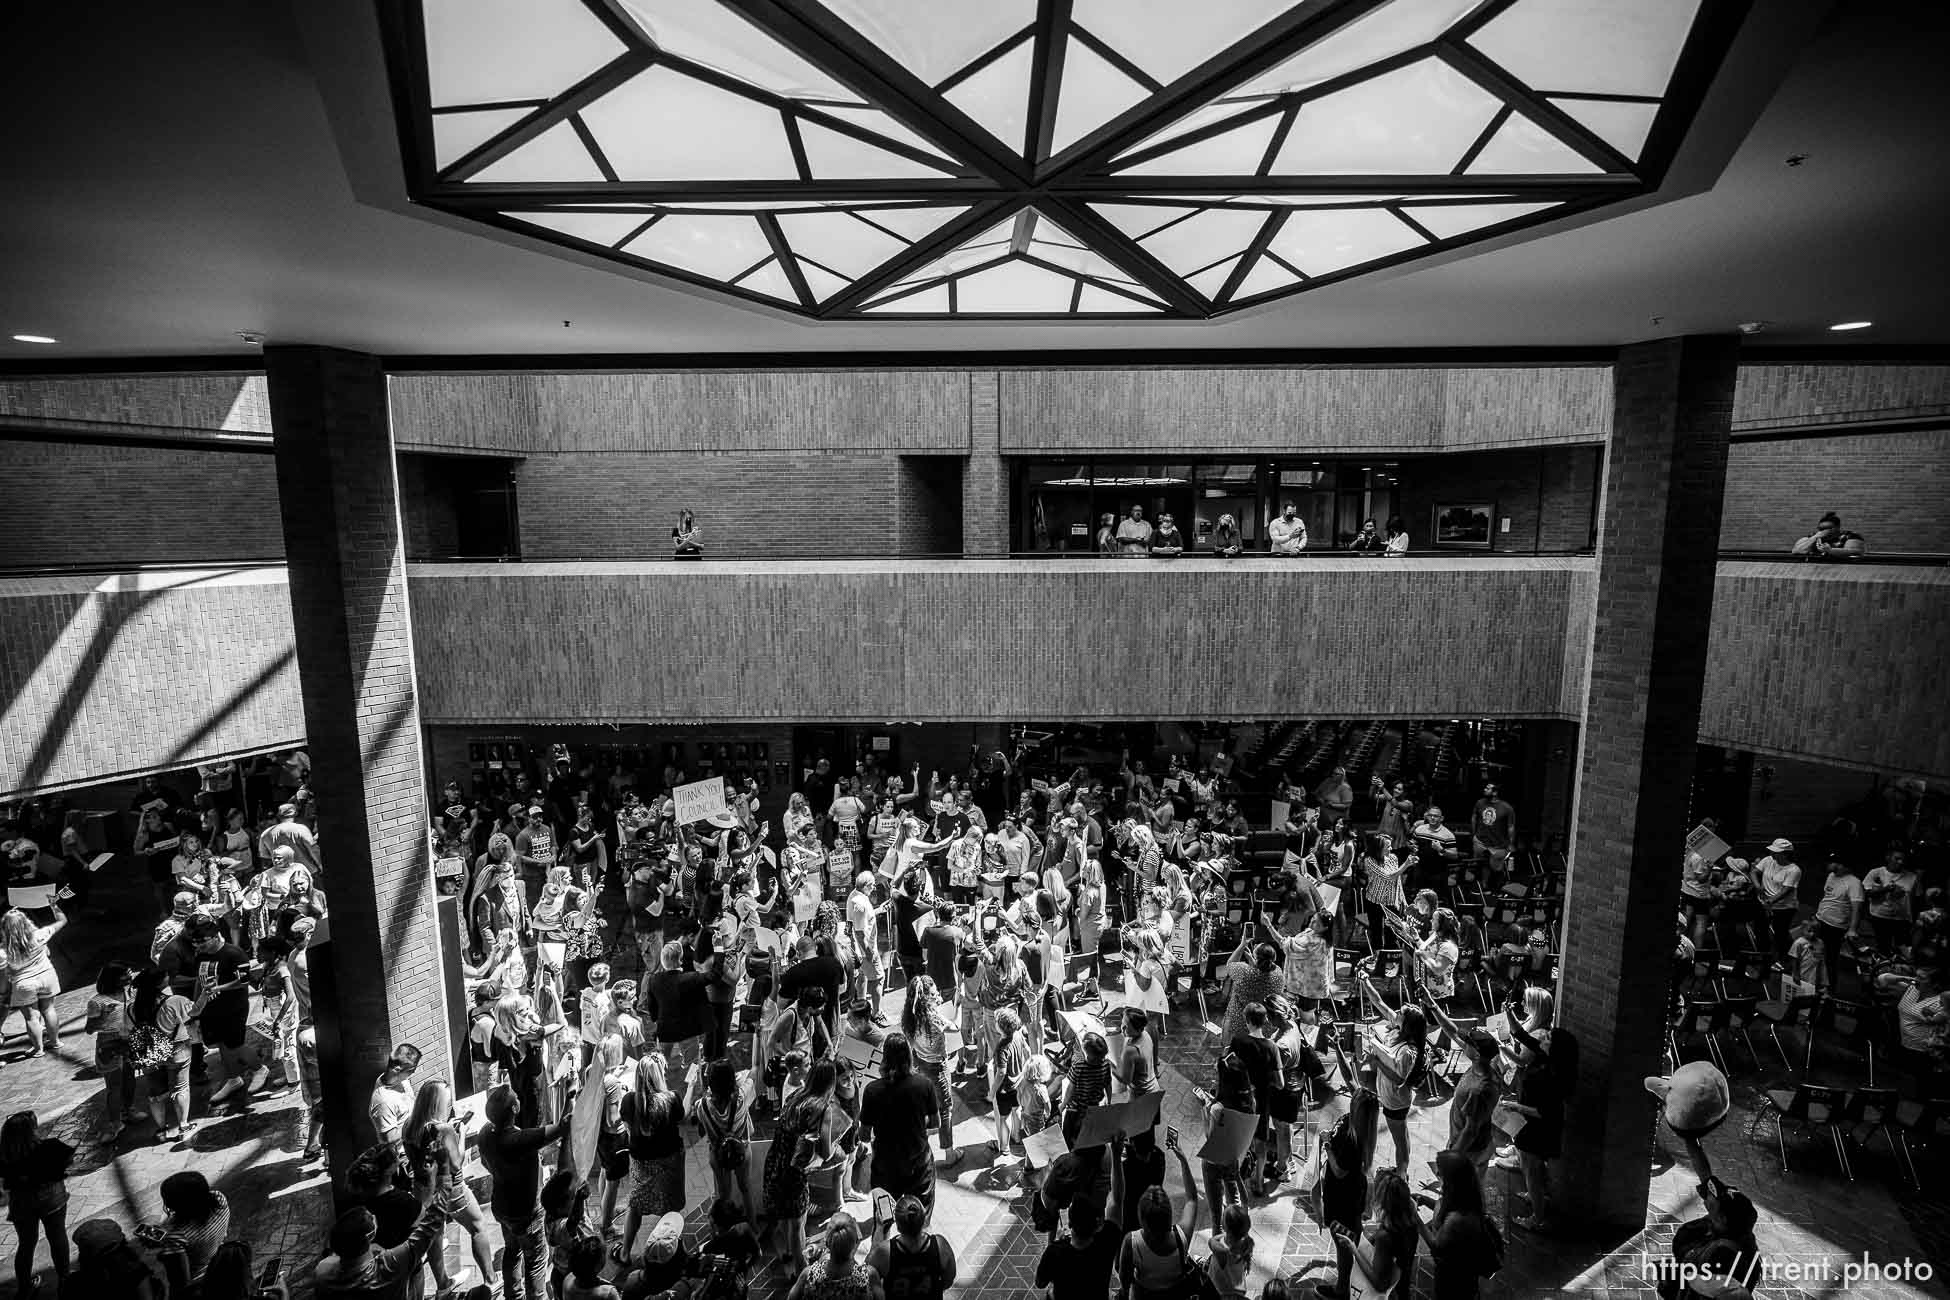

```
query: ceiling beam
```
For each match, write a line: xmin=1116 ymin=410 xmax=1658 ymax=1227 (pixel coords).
xmin=819 ymin=198 xmax=1023 ymax=316
xmin=1025 ymin=0 xmax=1075 ymax=167
xmin=1435 ymin=41 xmax=1636 ymax=176
xmin=438 ymin=50 xmax=655 ymax=183
xmin=1040 ymin=196 xmax=1210 ymax=317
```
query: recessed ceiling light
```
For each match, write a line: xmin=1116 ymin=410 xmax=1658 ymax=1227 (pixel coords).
xmin=1828 ymin=320 xmax=1873 ymax=331
xmin=10 ymin=334 xmax=57 ymax=344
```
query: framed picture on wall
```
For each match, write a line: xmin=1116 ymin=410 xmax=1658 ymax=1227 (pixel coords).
xmin=1432 ymin=503 xmax=1495 ymax=549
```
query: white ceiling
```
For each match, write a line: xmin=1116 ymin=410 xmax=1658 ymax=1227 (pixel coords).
xmin=3 ymin=0 xmax=1947 ymax=360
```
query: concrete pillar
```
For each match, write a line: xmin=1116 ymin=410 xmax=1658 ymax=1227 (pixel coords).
xmin=264 ymin=346 xmax=451 ymax=1201
xmin=1558 ymin=335 xmax=1739 ymax=1231
xmin=963 ymin=371 xmax=1010 ymax=556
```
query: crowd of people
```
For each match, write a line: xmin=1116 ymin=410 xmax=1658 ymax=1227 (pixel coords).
xmin=1091 ymin=503 xmax=1413 ymax=557
xmin=8 ymin=728 xmax=1939 ymax=1300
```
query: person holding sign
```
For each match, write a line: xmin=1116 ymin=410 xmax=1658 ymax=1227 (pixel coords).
xmin=1114 ymin=1133 xmax=1203 ymax=1300
xmin=1 ymin=901 xmax=69 ymax=1055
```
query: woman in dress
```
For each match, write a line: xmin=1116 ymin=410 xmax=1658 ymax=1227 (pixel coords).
xmin=764 ymin=1060 xmax=841 ymax=1275
xmin=1283 ymin=910 xmax=1335 ymax=1013
xmin=1 ymin=903 xmax=68 ymax=1055
xmin=618 ymin=1053 xmax=684 ymax=1264
xmin=901 ymin=975 xmax=960 ymax=1167
xmin=785 ymin=1210 xmax=881 ymax=1300
xmin=404 ymin=1079 xmax=495 ymax=1291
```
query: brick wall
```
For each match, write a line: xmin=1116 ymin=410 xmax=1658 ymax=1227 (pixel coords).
xmin=1721 ymin=426 xmax=1950 ymax=553
xmin=0 ymin=441 xmax=284 ymax=567
xmin=388 ymin=371 xmax=974 ymax=453
xmin=964 ymin=373 xmax=1009 ymax=557
xmin=1700 ymin=561 xmax=1950 ymax=778
xmin=514 ymin=451 xmax=920 ymax=558
xmin=896 ymin=457 xmax=964 ymax=555
xmin=0 ymin=374 xmax=271 ymax=442
xmin=0 ymin=567 xmax=303 ymax=796
xmin=1393 ymin=445 xmax=1600 ymax=554
xmin=395 ymin=453 xmax=462 ymax=559
xmin=1732 ymin=363 xmax=1950 ymax=431
xmin=999 ymin=366 xmax=1613 ymax=453
xmin=405 ymin=557 xmax=1591 ymax=724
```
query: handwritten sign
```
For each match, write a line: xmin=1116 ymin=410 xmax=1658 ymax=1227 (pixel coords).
xmin=1316 ymin=883 xmax=1342 ymax=917
xmin=1270 ymin=800 xmax=1291 ymax=829
xmin=837 ymin=1035 xmax=880 ymax=1071
xmin=672 ymin=777 xmax=728 ymax=825
xmin=1195 ymin=1106 xmax=1259 ymax=1165
xmin=1023 ymin=1122 xmax=1068 ymax=1170
xmin=1074 ymin=1101 xmax=1130 ymax=1150
xmin=1119 ymin=1090 xmax=1164 ymax=1137
xmin=1686 ymin=823 xmax=1730 ymax=864
xmin=7 ymin=884 xmax=53 ymax=910
xmin=1492 ymin=1105 xmax=1527 ymax=1139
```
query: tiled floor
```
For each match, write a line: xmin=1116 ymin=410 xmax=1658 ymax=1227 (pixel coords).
xmin=3 ymin=873 xmax=1947 ymax=1299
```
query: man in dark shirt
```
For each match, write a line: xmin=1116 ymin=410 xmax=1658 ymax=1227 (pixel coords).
xmin=1035 ymin=1193 xmax=1120 ymax=1300
xmin=188 ymin=919 xmax=258 ymax=1104
xmin=774 ymin=936 xmax=845 ymax=1036
xmin=478 ymin=1083 xmax=569 ymax=1300
xmin=644 ymin=939 xmax=711 ymax=1079
xmin=859 ymin=1034 xmax=940 ymax=1212
xmin=1228 ymin=1002 xmax=1283 ymax=1191
xmin=344 ymin=1144 xmax=421 ymax=1247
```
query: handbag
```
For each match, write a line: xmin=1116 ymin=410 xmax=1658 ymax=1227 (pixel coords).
xmin=128 ymin=1023 xmax=173 ymax=1073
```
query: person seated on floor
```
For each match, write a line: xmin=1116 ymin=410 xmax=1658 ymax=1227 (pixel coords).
xmin=1656 ymin=1177 xmax=1761 ymax=1300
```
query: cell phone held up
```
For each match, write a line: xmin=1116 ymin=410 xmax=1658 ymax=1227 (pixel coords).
xmin=259 ymin=1257 xmax=284 ymax=1290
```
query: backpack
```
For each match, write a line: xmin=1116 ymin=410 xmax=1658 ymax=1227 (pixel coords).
xmin=1479 ymin=1215 xmax=1505 ymax=1278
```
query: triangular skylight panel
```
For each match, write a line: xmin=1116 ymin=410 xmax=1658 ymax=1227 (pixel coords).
xmin=1548 ymin=97 xmax=1660 ymax=162
xmin=423 ymin=0 xmax=625 ymax=108
xmin=1117 ymin=114 xmax=1282 ymax=176
xmin=1404 ymin=200 xmax=1559 ymax=240
xmin=1273 ymin=60 xmax=1503 ymax=174
xmin=505 ymin=210 xmax=654 ymax=248
xmin=580 ymin=68 xmax=798 ymax=179
xmin=432 ymin=108 xmax=534 ymax=171
xmin=471 ymin=122 xmax=604 ymax=184
xmin=1049 ymin=38 xmax=1151 ymax=155
xmin=618 ymin=0 xmax=860 ymax=103
xmin=799 ymin=121 xmax=956 ymax=179
xmin=943 ymin=38 xmax=1035 ymax=155
xmin=394 ymin=0 xmax=1741 ymax=318
xmin=827 ymin=0 xmax=1037 ymax=87
xmin=1266 ymin=207 xmax=1424 ymax=276
xmin=1465 ymin=114 xmax=1604 ymax=175
xmin=621 ymin=214 xmax=774 ymax=281
xmin=1471 ymin=0 xmax=1702 ymax=100
xmin=1221 ymin=0 xmax=1482 ymax=100
xmin=1071 ymin=0 xmax=1293 ymax=88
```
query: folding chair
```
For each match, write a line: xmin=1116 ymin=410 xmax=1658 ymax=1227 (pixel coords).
xmin=1669 ymin=999 xmax=1719 ymax=1071
xmin=1891 ymin=1097 xmax=1947 ymax=1191
xmin=1719 ymin=996 xmax=1761 ymax=1073
xmin=1807 ymin=996 xmax=1881 ymax=1085
xmin=1754 ymin=1082 xmax=1848 ymax=1175
xmin=1836 ymin=1086 xmax=1902 ymax=1184
xmin=1753 ymin=992 xmax=1817 ymax=1073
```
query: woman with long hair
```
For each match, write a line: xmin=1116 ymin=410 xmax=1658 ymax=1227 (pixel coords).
xmin=1332 ymin=1167 xmax=1418 ymax=1300
xmin=0 ymin=1109 xmax=74 ymax=1292
xmin=1497 ymin=1023 xmax=1573 ymax=1233
xmin=490 ymin=990 xmax=550 ymax=1126
xmin=1416 ymin=1150 xmax=1493 ymax=1299
xmin=134 ymin=806 xmax=181 ymax=920
xmin=0 ymin=903 xmax=67 ymax=1056
xmin=783 ymin=1209 xmax=878 ymax=1300
xmin=987 ymin=1007 xmax=1029 ymax=1155
xmin=1114 ymin=1146 xmax=1203 ymax=1300
xmin=763 ymin=1059 xmax=840 ymax=1275
xmin=403 ymin=1078 xmax=495 ymax=1290
xmin=1362 ymin=993 xmax=1427 ymax=1173
xmin=1490 ymin=986 xmax=1554 ymax=1163
xmin=901 ymin=975 xmax=960 ymax=1166
xmin=617 ymin=1052 xmax=684 ymax=1263
xmin=130 ymin=967 xmax=199 ymax=1140
xmin=591 ymin=1034 xmax=632 ymax=1236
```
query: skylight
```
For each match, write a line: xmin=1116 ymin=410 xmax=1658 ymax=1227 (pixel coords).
xmin=391 ymin=0 xmax=1726 ymax=319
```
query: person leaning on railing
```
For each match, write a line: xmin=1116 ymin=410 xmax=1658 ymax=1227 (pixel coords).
xmin=1789 ymin=511 xmax=1866 ymax=559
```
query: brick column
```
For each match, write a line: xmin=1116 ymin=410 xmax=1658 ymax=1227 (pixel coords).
xmin=1558 ymin=335 xmax=1738 ymax=1231
xmin=963 ymin=371 xmax=1009 ymax=556
xmin=265 ymin=346 xmax=451 ymax=1200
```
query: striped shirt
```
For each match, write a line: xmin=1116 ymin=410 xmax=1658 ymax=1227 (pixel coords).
xmin=1066 ymin=1057 xmax=1113 ymax=1112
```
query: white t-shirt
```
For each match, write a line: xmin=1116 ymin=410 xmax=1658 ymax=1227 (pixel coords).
xmin=369 ymin=1076 xmax=412 ymax=1141
xmin=1814 ymin=872 xmax=1865 ymax=929
xmin=1756 ymin=856 xmax=1801 ymax=911
xmin=1863 ymin=867 xmax=1918 ymax=921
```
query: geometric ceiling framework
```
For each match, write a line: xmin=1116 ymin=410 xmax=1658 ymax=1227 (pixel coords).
xmin=383 ymin=0 xmax=1737 ymax=319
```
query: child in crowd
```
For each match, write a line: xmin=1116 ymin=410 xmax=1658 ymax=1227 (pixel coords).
xmin=1786 ymin=920 xmax=1829 ymax=1010
xmin=0 ymin=1109 xmax=76 ymax=1293
xmin=579 ymin=963 xmax=613 ymax=1068
xmin=561 ymin=1234 xmax=620 ymax=1300
xmin=85 ymin=963 xmax=137 ymax=1139
xmin=249 ymin=938 xmax=297 ymax=1090
xmin=603 ymin=980 xmax=646 ymax=1059
xmin=540 ymin=1170 xmax=588 ymax=1299
xmin=955 ymin=952 xmax=987 ymax=1075
xmin=1205 ymin=1202 xmax=1255 ymax=1300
